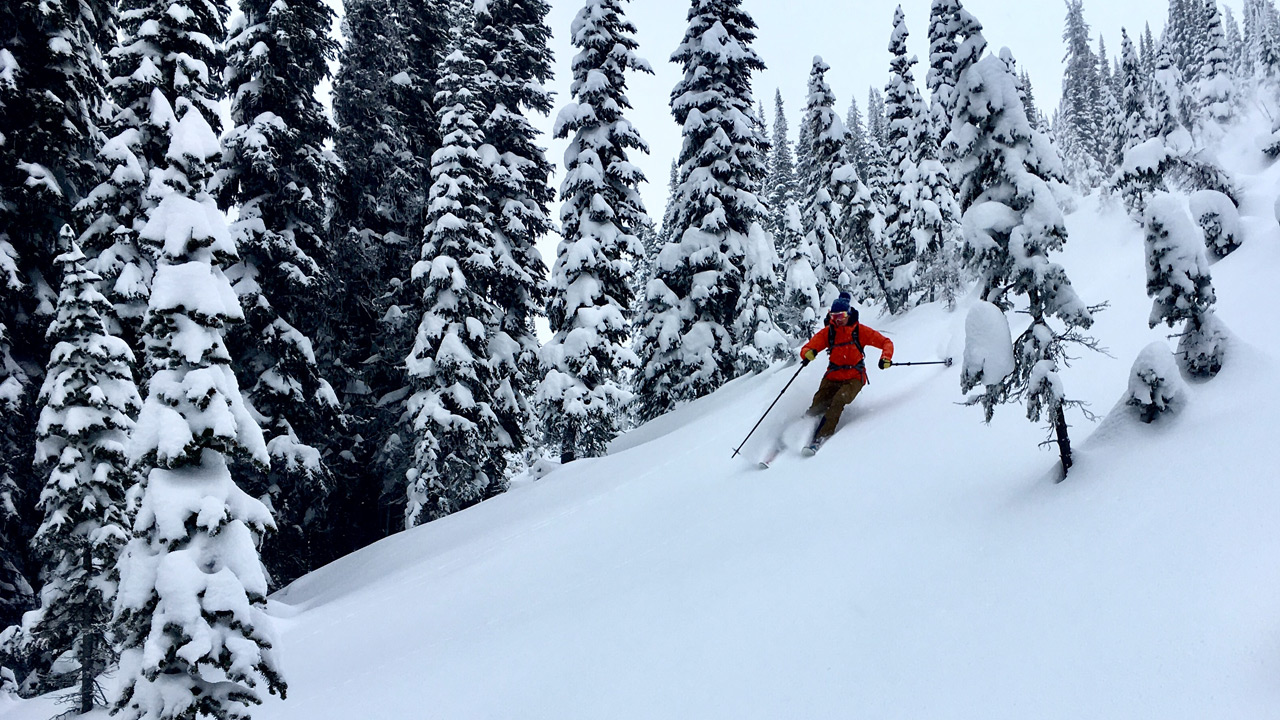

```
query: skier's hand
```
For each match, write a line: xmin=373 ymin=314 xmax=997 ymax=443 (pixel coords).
xmin=879 ymin=357 xmax=892 ymax=370
xmin=802 ymin=348 xmax=817 ymax=363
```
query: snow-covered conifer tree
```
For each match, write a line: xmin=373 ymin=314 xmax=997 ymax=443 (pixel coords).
xmin=472 ymin=0 xmax=555 ymax=467
xmin=866 ymin=88 xmax=887 ymax=147
xmin=947 ymin=16 xmax=1095 ymax=476
xmin=769 ymin=91 xmax=814 ymax=340
xmin=1189 ymin=189 xmax=1242 ymax=260
xmin=1195 ymin=0 xmax=1234 ymax=124
xmin=1112 ymin=44 xmax=1235 ymax=216
xmin=1125 ymin=342 xmax=1186 ymax=423
xmin=404 ymin=37 xmax=506 ymax=526
xmin=1058 ymin=0 xmax=1105 ymax=189
xmin=802 ymin=58 xmax=856 ymax=306
xmin=219 ymin=0 xmax=344 ymax=583
xmin=324 ymin=0 xmax=424 ymax=552
xmin=882 ymin=8 xmax=922 ymax=312
xmin=115 ymin=100 xmax=286 ymax=720
xmin=633 ymin=0 xmax=772 ymax=421
xmin=884 ymin=7 xmax=963 ymax=310
xmin=1144 ymin=194 xmax=1225 ymax=378
xmin=845 ymin=98 xmax=869 ymax=179
xmin=927 ymin=0 xmax=982 ymax=142
xmin=104 ymin=0 xmax=286 ymax=713
xmin=18 ymin=231 xmax=137 ymax=709
xmin=1 ymin=0 xmax=119 ymax=619
xmin=538 ymin=0 xmax=652 ymax=464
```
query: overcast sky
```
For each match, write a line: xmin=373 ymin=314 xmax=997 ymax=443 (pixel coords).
xmin=529 ymin=0 xmax=1245 ymax=258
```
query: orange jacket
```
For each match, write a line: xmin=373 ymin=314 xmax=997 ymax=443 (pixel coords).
xmin=801 ymin=323 xmax=894 ymax=382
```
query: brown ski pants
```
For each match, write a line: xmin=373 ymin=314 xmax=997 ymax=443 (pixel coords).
xmin=807 ymin=376 xmax=865 ymax=440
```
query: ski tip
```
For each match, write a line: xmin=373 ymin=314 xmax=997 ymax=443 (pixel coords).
xmin=757 ymin=461 xmax=771 ymax=470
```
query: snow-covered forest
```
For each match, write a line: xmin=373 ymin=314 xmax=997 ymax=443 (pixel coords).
xmin=2 ymin=0 xmax=1280 ymax=716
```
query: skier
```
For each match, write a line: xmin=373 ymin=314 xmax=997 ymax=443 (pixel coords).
xmin=798 ymin=292 xmax=894 ymax=453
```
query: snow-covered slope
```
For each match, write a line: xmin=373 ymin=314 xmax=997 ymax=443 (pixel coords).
xmin=8 ymin=130 xmax=1280 ymax=720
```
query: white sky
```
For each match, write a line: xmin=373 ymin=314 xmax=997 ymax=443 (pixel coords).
xmin=531 ymin=0 xmax=1245 ymax=256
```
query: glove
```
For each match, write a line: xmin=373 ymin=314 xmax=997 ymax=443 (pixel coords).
xmin=802 ymin=348 xmax=817 ymax=364
xmin=879 ymin=357 xmax=892 ymax=370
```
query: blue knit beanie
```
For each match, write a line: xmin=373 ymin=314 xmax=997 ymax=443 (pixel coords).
xmin=830 ymin=291 xmax=852 ymax=315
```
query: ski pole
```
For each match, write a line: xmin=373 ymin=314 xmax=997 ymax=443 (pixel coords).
xmin=890 ymin=358 xmax=954 ymax=367
xmin=731 ymin=362 xmax=807 ymax=458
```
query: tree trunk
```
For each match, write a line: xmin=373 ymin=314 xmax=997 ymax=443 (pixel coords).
xmin=78 ymin=543 xmax=95 ymax=713
xmin=560 ymin=423 xmax=577 ymax=465
xmin=1053 ymin=403 xmax=1073 ymax=480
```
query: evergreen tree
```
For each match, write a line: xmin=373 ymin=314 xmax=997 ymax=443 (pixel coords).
xmin=325 ymin=0 xmax=419 ymax=551
xmin=1142 ymin=23 xmax=1157 ymax=74
xmin=845 ymin=98 xmax=869 ymax=179
xmin=219 ymin=0 xmax=344 ymax=584
xmin=802 ymin=58 xmax=855 ymax=307
xmin=633 ymin=0 xmax=771 ymax=421
xmin=18 ymin=231 xmax=137 ymax=709
xmin=946 ymin=15 xmax=1095 ymax=476
xmin=882 ymin=8 xmax=921 ymax=312
xmin=472 ymin=0 xmax=555 ymax=472
xmin=766 ymin=90 xmax=799 ymax=250
xmin=538 ymin=0 xmax=652 ymax=464
xmin=927 ymin=0 xmax=982 ymax=141
xmin=1 ymin=0 xmax=119 ymax=624
xmin=884 ymin=7 xmax=961 ymax=311
xmin=1144 ymin=194 xmax=1224 ymax=378
xmin=1096 ymin=36 xmax=1122 ymax=176
xmin=1059 ymin=0 xmax=1105 ymax=188
xmin=866 ymin=87 xmax=887 ymax=147
xmin=1195 ymin=0 xmax=1234 ymax=123
xmin=111 ymin=4 xmax=286 ymax=709
xmin=769 ymin=91 xmax=811 ymax=341
xmin=396 ymin=0 xmax=453 ymax=239
xmin=1112 ymin=44 xmax=1235 ymax=216
xmin=1114 ymin=29 xmax=1151 ymax=166
xmin=1018 ymin=70 xmax=1040 ymax=128
xmin=1223 ymin=6 xmax=1245 ymax=73
xmin=404 ymin=37 xmax=506 ymax=527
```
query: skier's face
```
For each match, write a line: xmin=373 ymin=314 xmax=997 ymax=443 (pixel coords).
xmin=830 ymin=311 xmax=849 ymax=326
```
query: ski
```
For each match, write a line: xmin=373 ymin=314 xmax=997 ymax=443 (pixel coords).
xmin=757 ymin=438 xmax=785 ymax=469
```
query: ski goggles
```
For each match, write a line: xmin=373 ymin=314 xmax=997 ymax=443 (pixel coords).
xmin=829 ymin=311 xmax=850 ymax=324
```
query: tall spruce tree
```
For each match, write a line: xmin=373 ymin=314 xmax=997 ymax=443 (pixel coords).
xmin=882 ymin=8 xmax=922 ymax=312
xmin=633 ymin=0 xmax=771 ymax=421
xmin=801 ymin=58 xmax=856 ymax=309
xmin=538 ymin=0 xmax=652 ymax=464
xmin=325 ymin=0 xmax=420 ymax=550
xmin=866 ymin=87 xmax=887 ymax=147
xmin=845 ymin=98 xmax=870 ymax=179
xmin=927 ymin=0 xmax=981 ymax=141
xmin=17 ymin=232 xmax=137 ymax=709
xmin=404 ymin=36 xmax=505 ymax=527
xmin=110 ymin=0 xmax=287 ymax=708
xmin=471 ymin=0 xmax=555 ymax=473
xmin=219 ymin=0 xmax=344 ymax=584
xmin=1059 ymin=0 xmax=1105 ymax=188
xmin=769 ymin=91 xmax=813 ymax=340
xmin=1 ymin=0 xmax=119 ymax=626
xmin=884 ymin=6 xmax=962 ymax=311
xmin=1195 ymin=0 xmax=1234 ymax=123
xmin=946 ymin=12 xmax=1095 ymax=476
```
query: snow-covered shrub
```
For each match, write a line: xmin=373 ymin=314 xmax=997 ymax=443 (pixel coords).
xmin=1188 ymin=190 xmax=1241 ymax=260
xmin=1144 ymin=194 xmax=1225 ymax=378
xmin=1125 ymin=342 xmax=1187 ymax=423
xmin=960 ymin=301 xmax=1015 ymax=421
